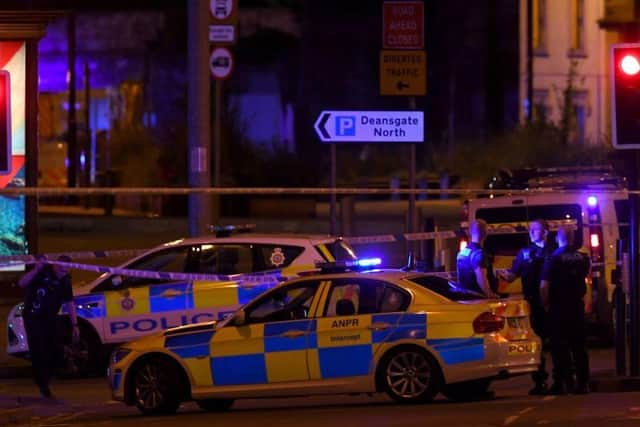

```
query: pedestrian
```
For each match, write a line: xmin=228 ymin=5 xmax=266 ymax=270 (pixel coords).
xmin=18 ymin=254 xmax=78 ymax=399
xmin=499 ymin=219 xmax=555 ymax=395
xmin=456 ymin=219 xmax=500 ymax=298
xmin=540 ymin=225 xmax=591 ymax=395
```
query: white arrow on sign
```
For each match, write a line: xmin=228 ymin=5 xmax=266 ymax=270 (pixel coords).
xmin=313 ymin=110 xmax=424 ymax=143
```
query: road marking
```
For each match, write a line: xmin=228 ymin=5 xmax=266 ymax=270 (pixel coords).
xmin=504 ymin=406 xmax=534 ymax=425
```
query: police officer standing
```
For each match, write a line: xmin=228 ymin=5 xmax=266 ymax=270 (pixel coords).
xmin=499 ymin=219 xmax=555 ymax=395
xmin=457 ymin=219 xmax=500 ymax=298
xmin=540 ymin=225 xmax=591 ymax=395
xmin=18 ymin=255 xmax=79 ymax=399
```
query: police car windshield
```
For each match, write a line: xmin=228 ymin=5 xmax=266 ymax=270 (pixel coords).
xmin=408 ymin=275 xmax=486 ymax=301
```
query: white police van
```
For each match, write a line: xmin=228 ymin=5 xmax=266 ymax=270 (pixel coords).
xmin=7 ymin=230 xmax=358 ymax=375
xmin=463 ymin=167 xmax=628 ymax=343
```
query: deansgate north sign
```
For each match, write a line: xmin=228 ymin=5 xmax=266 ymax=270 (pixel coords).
xmin=314 ymin=110 xmax=424 ymax=143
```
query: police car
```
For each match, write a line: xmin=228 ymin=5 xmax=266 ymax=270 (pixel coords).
xmin=7 ymin=230 xmax=358 ymax=375
xmin=465 ymin=166 xmax=628 ymax=342
xmin=108 ymin=259 xmax=540 ymax=415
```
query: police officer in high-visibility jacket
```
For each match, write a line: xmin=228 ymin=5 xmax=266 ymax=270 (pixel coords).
xmin=540 ymin=224 xmax=591 ymax=395
xmin=456 ymin=219 xmax=500 ymax=298
xmin=499 ymin=219 xmax=555 ymax=395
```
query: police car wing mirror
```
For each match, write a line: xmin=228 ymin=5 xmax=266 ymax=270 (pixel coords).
xmin=233 ymin=309 xmax=246 ymax=326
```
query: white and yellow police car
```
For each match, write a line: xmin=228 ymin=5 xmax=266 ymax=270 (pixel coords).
xmin=109 ymin=259 xmax=540 ymax=415
xmin=7 ymin=231 xmax=357 ymax=375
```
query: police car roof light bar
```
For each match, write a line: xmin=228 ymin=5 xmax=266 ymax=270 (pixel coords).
xmin=210 ymin=223 xmax=257 ymax=237
xmin=315 ymin=257 xmax=382 ymax=273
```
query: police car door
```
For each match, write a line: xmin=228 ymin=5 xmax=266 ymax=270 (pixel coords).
xmin=102 ymin=245 xmax=193 ymax=343
xmin=312 ymin=278 xmax=411 ymax=381
xmin=209 ymin=280 xmax=320 ymax=386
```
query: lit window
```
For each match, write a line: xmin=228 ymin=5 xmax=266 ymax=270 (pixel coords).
xmin=570 ymin=0 xmax=586 ymax=54
xmin=533 ymin=0 xmax=547 ymax=53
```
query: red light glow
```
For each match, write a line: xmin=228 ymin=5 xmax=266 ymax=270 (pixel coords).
xmin=620 ymin=54 xmax=640 ymax=76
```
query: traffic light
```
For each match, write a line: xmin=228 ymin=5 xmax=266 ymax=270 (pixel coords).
xmin=0 ymin=70 xmax=10 ymax=174
xmin=611 ymin=43 xmax=640 ymax=149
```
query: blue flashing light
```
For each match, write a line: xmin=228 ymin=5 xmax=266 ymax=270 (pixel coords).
xmin=355 ymin=257 xmax=382 ymax=267
xmin=587 ymin=196 xmax=598 ymax=208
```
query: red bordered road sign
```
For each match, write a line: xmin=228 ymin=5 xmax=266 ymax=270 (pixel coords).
xmin=210 ymin=0 xmax=237 ymax=23
xmin=383 ymin=1 xmax=424 ymax=50
xmin=210 ymin=46 xmax=234 ymax=80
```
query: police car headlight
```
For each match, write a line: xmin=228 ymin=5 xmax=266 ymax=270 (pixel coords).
xmin=111 ymin=348 xmax=132 ymax=365
xmin=13 ymin=303 xmax=24 ymax=318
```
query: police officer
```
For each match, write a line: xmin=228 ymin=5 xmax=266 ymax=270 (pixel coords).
xmin=18 ymin=255 xmax=79 ymax=399
xmin=456 ymin=219 xmax=500 ymax=298
xmin=499 ymin=219 xmax=555 ymax=395
xmin=540 ymin=225 xmax=591 ymax=395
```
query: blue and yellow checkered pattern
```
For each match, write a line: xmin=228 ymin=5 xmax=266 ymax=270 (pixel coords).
xmin=68 ymin=272 xmax=287 ymax=321
xmin=164 ymin=313 xmax=486 ymax=387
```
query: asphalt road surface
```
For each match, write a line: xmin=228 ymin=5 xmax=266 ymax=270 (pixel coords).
xmin=2 ymin=367 xmax=640 ymax=427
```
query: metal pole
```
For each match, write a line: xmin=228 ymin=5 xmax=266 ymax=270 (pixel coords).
xmin=408 ymin=96 xmax=417 ymax=239
xmin=84 ymin=62 xmax=91 ymax=187
xmin=330 ymin=144 xmax=336 ymax=235
xmin=630 ymin=151 xmax=640 ymax=376
xmin=187 ymin=0 xmax=212 ymax=236
xmin=25 ymin=40 xmax=39 ymax=254
xmin=214 ymin=81 xmax=222 ymax=188
xmin=67 ymin=12 xmax=77 ymax=188
xmin=526 ymin=0 xmax=533 ymax=122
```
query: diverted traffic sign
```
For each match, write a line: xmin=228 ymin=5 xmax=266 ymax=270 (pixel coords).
xmin=383 ymin=1 xmax=424 ymax=49
xmin=314 ymin=110 xmax=424 ymax=143
xmin=380 ymin=50 xmax=426 ymax=95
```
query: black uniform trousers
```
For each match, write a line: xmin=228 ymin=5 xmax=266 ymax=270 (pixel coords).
xmin=24 ymin=314 xmax=60 ymax=392
xmin=528 ymin=301 xmax=549 ymax=385
xmin=548 ymin=310 xmax=589 ymax=387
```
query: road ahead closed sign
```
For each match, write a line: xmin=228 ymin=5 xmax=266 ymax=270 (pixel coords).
xmin=314 ymin=111 xmax=423 ymax=143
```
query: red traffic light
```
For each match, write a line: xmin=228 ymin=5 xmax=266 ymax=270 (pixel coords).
xmin=620 ymin=54 xmax=640 ymax=76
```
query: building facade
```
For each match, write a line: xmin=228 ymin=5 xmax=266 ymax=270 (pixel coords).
xmin=519 ymin=0 xmax=610 ymax=145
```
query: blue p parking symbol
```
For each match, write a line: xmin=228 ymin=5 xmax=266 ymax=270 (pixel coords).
xmin=335 ymin=116 xmax=356 ymax=136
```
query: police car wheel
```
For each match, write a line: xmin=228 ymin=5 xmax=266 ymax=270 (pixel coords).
xmin=380 ymin=347 xmax=441 ymax=403
xmin=196 ymin=398 xmax=234 ymax=412
xmin=133 ymin=358 xmax=181 ymax=415
xmin=441 ymin=378 xmax=492 ymax=402
xmin=57 ymin=320 xmax=101 ymax=378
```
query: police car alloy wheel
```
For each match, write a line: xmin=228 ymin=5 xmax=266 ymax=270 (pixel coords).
xmin=380 ymin=347 xmax=441 ymax=403
xmin=133 ymin=357 xmax=182 ymax=415
xmin=196 ymin=398 xmax=234 ymax=412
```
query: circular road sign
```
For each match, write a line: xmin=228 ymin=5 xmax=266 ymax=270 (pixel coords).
xmin=209 ymin=47 xmax=233 ymax=80
xmin=210 ymin=0 xmax=233 ymax=21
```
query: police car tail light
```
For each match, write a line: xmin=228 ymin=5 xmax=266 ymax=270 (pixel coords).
xmin=473 ymin=312 xmax=505 ymax=334
xmin=459 ymin=239 xmax=468 ymax=252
